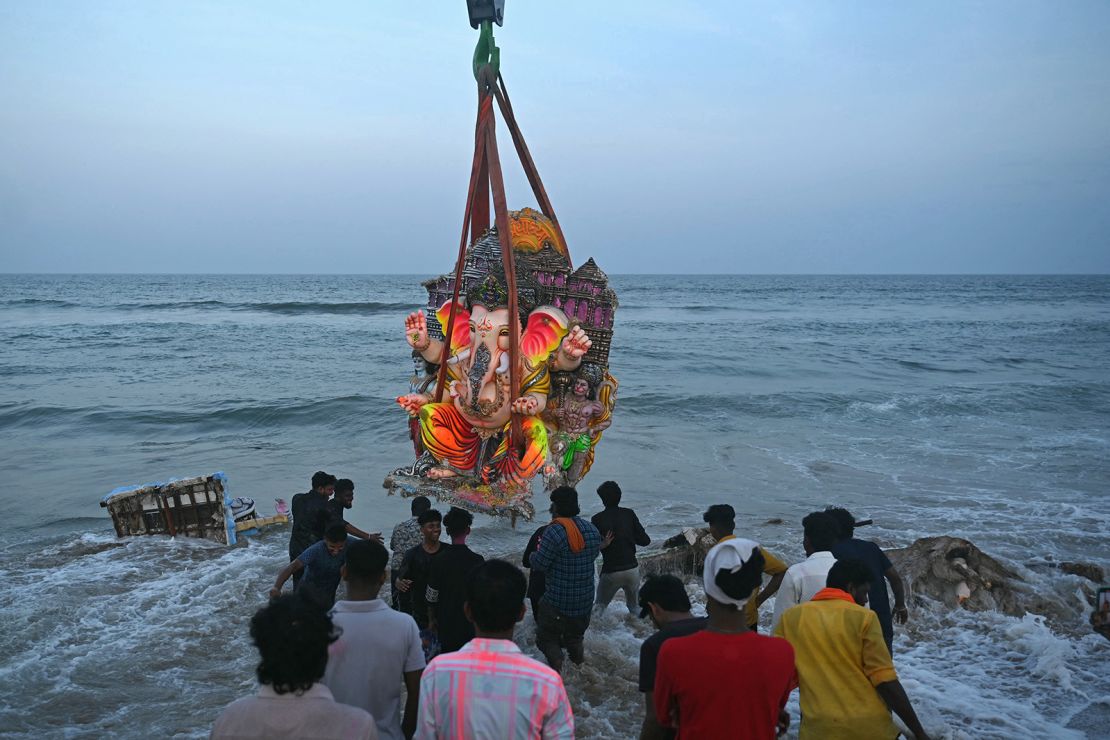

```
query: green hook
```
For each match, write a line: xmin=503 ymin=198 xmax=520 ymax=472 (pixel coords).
xmin=472 ymin=20 xmax=500 ymax=81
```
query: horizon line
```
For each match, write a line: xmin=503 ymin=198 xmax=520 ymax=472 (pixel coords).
xmin=3 ymin=271 xmax=1108 ymax=277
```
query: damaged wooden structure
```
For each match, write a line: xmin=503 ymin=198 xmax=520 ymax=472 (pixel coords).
xmin=100 ymin=472 xmax=286 ymax=545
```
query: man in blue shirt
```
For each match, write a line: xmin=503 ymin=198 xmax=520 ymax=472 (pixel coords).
xmin=530 ymin=486 xmax=602 ymax=673
xmin=271 ymin=523 xmax=352 ymax=609
xmin=826 ymin=507 xmax=909 ymax=653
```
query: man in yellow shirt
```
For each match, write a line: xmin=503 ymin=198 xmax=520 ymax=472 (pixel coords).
xmin=702 ymin=504 xmax=786 ymax=631
xmin=774 ymin=559 xmax=931 ymax=740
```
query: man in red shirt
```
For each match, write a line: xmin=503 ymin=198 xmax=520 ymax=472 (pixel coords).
xmin=654 ymin=538 xmax=797 ymax=739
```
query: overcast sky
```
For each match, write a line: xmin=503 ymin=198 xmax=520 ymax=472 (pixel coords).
xmin=1 ymin=1 xmax=1108 ymax=274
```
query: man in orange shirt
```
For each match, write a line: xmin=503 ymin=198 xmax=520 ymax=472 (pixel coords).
xmin=774 ymin=559 xmax=931 ymax=740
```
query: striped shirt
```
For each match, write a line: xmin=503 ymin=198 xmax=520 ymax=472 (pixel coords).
xmin=415 ymin=638 xmax=574 ymax=740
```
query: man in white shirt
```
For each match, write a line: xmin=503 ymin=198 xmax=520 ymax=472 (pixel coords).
xmin=324 ymin=539 xmax=425 ymax=740
xmin=771 ymin=511 xmax=841 ymax=632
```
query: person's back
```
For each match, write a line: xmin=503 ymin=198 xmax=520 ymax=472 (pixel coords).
xmin=656 ymin=630 xmax=795 ymax=739
xmin=289 ymin=472 xmax=336 ymax=559
xmin=427 ymin=508 xmax=485 ymax=653
xmin=416 ymin=560 xmax=574 ymax=740
xmin=825 ymin=507 xmax=910 ymax=653
xmin=591 ymin=481 xmax=650 ymax=614
xmin=775 ymin=571 xmax=899 ymax=739
xmin=831 ymin=536 xmax=891 ymax=624
xmin=530 ymin=487 xmax=603 ymax=671
xmin=771 ymin=511 xmax=841 ymax=632
xmin=653 ymin=538 xmax=796 ymax=740
xmin=213 ymin=686 xmax=377 ymax=740
xmin=324 ymin=540 xmax=425 ymax=740
xmin=418 ymin=638 xmax=570 ymax=739
xmin=777 ymin=560 xmax=931 ymax=740
xmin=636 ymin=575 xmax=707 ymax=740
xmin=533 ymin=514 xmax=602 ymax=615
xmin=212 ymin=594 xmax=377 ymax=740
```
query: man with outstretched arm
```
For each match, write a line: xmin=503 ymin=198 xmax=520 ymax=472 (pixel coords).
xmin=775 ymin=558 xmax=931 ymax=740
xmin=591 ymin=480 xmax=651 ymax=614
xmin=327 ymin=478 xmax=382 ymax=543
xmin=272 ymin=523 xmax=351 ymax=609
xmin=826 ymin=506 xmax=909 ymax=653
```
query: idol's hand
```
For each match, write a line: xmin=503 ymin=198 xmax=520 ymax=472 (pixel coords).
xmin=560 ymin=326 xmax=591 ymax=360
xmin=511 ymin=395 xmax=540 ymax=415
xmin=397 ymin=394 xmax=428 ymax=415
xmin=405 ymin=311 xmax=429 ymax=350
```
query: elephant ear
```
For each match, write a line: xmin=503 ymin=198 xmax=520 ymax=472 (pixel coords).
xmin=521 ymin=306 xmax=569 ymax=366
xmin=435 ymin=300 xmax=470 ymax=354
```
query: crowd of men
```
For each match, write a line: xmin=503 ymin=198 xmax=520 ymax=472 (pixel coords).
xmin=212 ymin=471 xmax=931 ymax=739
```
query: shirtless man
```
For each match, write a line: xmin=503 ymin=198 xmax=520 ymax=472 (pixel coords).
xmin=549 ymin=377 xmax=610 ymax=485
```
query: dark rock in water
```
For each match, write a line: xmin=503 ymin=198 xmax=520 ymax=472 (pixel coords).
xmin=886 ymin=536 xmax=1072 ymax=622
xmin=1066 ymin=697 xmax=1110 ymax=734
xmin=887 ymin=537 xmax=1022 ymax=614
xmin=1025 ymin=558 xmax=1105 ymax=584
xmin=1059 ymin=561 xmax=1105 ymax=583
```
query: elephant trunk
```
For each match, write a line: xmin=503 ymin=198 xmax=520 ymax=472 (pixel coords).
xmin=466 ymin=343 xmax=493 ymax=415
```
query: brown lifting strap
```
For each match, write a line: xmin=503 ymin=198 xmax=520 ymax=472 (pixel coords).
xmin=433 ymin=66 xmax=570 ymax=453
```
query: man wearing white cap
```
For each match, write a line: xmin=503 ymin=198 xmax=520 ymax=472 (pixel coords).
xmin=653 ymin=538 xmax=797 ymax=739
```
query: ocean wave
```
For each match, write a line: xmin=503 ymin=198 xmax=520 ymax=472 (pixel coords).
xmin=114 ymin=300 xmax=415 ymax=316
xmin=0 ymin=395 xmax=398 ymax=432
xmin=894 ymin=358 xmax=979 ymax=374
xmin=1 ymin=298 xmax=79 ymax=308
xmin=3 ymin=299 xmax=416 ymax=316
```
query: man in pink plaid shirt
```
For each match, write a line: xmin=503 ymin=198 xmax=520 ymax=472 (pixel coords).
xmin=415 ymin=560 xmax=574 ymax=739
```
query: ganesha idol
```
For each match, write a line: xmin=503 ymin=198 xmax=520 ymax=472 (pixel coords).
xmin=396 ymin=274 xmax=592 ymax=488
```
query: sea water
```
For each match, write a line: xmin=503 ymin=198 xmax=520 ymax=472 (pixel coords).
xmin=0 ymin=274 xmax=1107 ymax=738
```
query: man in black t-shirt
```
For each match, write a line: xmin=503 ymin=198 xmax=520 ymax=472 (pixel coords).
xmin=637 ymin=574 xmax=706 ymax=740
xmin=288 ymin=471 xmax=336 ymax=589
xmin=395 ymin=508 xmax=443 ymax=630
xmin=826 ymin=506 xmax=909 ymax=653
xmin=591 ymin=481 xmax=651 ymax=614
xmin=326 ymin=478 xmax=381 ymax=543
xmin=426 ymin=507 xmax=485 ymax=653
